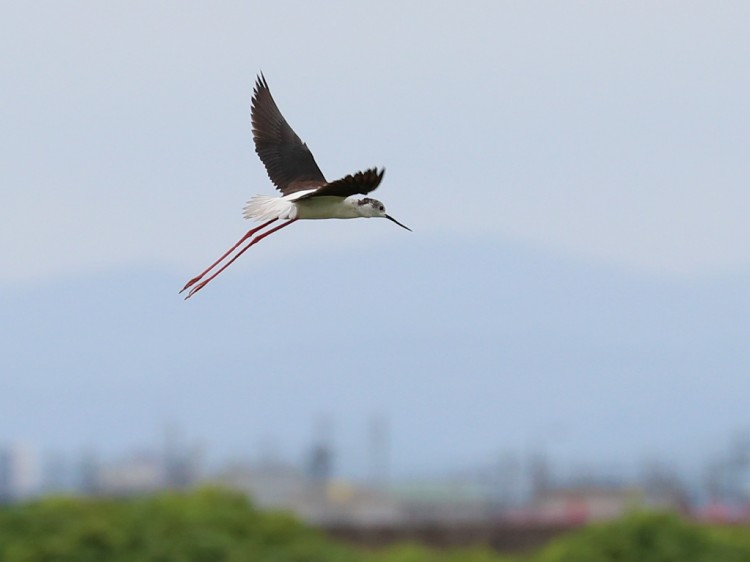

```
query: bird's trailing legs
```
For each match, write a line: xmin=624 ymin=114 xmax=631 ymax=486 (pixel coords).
xmin=180 ymin=218 xmax=278 ymax=295
xmin=182 ymin=218 xmax=299 ymax=299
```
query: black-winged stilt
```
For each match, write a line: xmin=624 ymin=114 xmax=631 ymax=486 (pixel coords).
xmin=181 ymin=73 xmax=411 ymax=299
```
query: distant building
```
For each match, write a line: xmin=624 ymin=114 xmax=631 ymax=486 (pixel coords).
xmin=96 ymin=453 xmax=164 ymax=495
xmin=217 ymin=460 xmax=404 ymax=525
xmin=76 ymin=450 xmax=101 ymax=495
xmin=306 ymin=416 xmax=335 ymax=484
xmin=307 ymin=443 xmax=333 ymax=484
xmin=367 ymin=415 xmax=389 ymax=490
xmin=304 ymin=480 xmax=404 ymax=525
xmin=391 ymin=478 xmax=494 ymax=523
xmin=0 ymin=444 xmax=40 ymax=502
xmin=72 ymin=425 xmax=202 ymax=497
xmin=506 ymin=484 xmax=686 ymax=524
xmin=219 ymin=460 xmax=310 ymax=510
xmin=161 ymin=424 xmax=203 ymax=490
xmin=41 ymin=452 xmax=70 ymax=493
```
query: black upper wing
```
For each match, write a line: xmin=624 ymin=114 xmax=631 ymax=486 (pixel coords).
xmin=295 ymin=168 xmax=385 ymax=200
xmin=251 ymin=74 xmax=327 ymax=195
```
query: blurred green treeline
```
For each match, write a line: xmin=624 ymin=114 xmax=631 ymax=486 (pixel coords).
xmin=0 ymin=487 xmax=749 ymax=562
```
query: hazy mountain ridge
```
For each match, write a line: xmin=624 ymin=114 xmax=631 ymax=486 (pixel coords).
xmin=1 ymin=236 xmax=748 ymax=475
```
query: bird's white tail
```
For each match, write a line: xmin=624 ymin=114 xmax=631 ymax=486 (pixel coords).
xmin=242 ymin=195 xmax=295 ymax=222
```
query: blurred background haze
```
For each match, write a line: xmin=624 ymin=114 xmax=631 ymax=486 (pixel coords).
xmin=1 ymin=1 xmax=749 ymax=526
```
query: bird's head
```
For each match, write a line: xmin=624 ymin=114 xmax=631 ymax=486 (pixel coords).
xmin=357 ymin=198 xmax=412 ymax=231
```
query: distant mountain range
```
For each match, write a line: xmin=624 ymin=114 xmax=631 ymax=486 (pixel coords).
xmin=2 ymin=235 xmax=748 ymax=479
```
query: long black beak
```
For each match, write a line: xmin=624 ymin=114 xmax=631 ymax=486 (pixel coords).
xmin=385 ymin=214 xmax=412 ymax=232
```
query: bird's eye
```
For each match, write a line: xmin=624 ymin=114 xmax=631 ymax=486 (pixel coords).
xmin=379 ymin=206 xmax=384 ymax=211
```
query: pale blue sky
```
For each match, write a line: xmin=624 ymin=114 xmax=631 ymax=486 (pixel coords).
xmin=2 ymin=2 xmax=750 ymax=284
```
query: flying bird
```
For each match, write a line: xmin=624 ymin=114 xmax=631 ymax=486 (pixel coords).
xmin=181 ymin=73 xmax=411 ymax=299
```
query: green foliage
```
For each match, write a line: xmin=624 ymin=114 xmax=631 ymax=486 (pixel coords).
xmin=0 ymin=488 xmax=349 ymax=562
xmin=710 ymin=524 xmax=750 ymax=554
xmin=366 ymin=543 xmax=517 ymax=562
xmin=1 ymin=491 xmax=749 ymax=562
xmin=534 ymin=512 xmax=750 ymax=562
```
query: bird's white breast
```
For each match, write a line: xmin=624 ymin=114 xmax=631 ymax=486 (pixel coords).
xmin=294 ymin=196 xmax=361 ymax=220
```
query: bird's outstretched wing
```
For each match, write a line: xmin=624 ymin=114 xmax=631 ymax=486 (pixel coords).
xmin=296 ymin=168 xmax=385 ymax=200
xmin=251 ymin=74 xmax=327 ymax=195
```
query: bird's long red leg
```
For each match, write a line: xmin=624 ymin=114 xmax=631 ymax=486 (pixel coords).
xmin=180 ymin=218 xmax=278 ymax=294
xmin=184 ymin=218 xmax=299 ymax=299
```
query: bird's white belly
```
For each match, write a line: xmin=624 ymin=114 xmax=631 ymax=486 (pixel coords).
xmin=294 ymin=196 xmax=360 ymax=220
